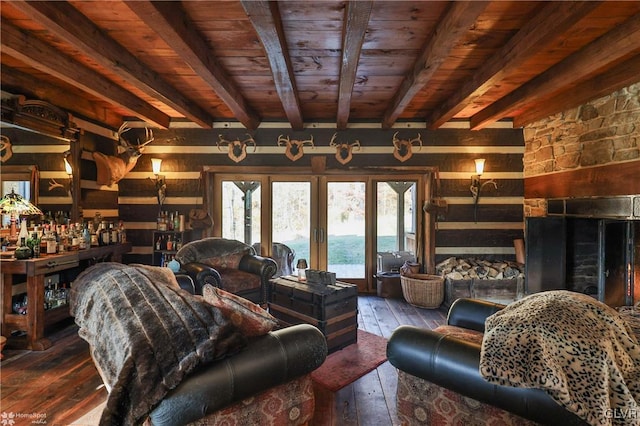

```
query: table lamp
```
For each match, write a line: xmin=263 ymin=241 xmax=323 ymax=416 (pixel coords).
xmin=0 ymin=189 xmax=43 ymax=245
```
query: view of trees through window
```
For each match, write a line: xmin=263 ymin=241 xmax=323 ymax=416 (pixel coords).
xmin=221 ymin=180 xmax=416 ymax=277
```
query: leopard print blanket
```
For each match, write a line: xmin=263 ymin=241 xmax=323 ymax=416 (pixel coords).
xmin=479 ymin=291 xmax=640 ymax=426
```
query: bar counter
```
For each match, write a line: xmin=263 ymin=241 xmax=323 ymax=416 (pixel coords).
xmin=1 ymin=242 xmax=132 ymax=350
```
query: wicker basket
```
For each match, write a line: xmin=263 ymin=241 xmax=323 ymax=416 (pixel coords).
xmin=400 ymin=273 xmax=445 ymax=309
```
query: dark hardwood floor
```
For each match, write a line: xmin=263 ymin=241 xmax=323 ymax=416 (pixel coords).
xmin=0 ymin=295 xmax=447 ymax=426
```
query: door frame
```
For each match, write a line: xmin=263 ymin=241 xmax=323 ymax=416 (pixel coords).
xmin=204 ymin=165 xmax=437 ymax=292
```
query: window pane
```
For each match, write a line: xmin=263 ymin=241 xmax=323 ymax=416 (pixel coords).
xmin=327 ymin=181 xmax=365 ymax=278
xmin=272 ymin=181 xmax=310 ymax=267
xmin=221 ymin=181 xmax=261 ymax=245
xmin=376 ymin=181 xmax=417 ymax=264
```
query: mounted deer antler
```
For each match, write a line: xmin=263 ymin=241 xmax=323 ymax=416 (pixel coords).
xmin=0 ymin=135 xmax=12 ymax=163
xmin=392 ymin=132 xmax=422 ymax=162
xmin=218 ymin=134 xmax=256 ymax=163
xmin=330 ymin=133 xmax=360 ymax=165
xmin=48 ymin=179 xmax=66 ymax=192
xmin=92 ymin=122 xmax=154 ymax=186
xmin=277 ymin=134 xmax=314 ymax=161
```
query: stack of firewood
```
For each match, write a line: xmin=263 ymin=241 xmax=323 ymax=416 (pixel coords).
xmin=435 ymin=257 xmax=524 ymax=281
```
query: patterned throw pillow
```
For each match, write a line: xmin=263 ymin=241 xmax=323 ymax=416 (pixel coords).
xmin=202 ymin=284 xmax=278 ymax=337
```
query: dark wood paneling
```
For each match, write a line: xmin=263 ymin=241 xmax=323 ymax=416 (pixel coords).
xmin=442 ymin=204 xmax=523 ymax=222
xmin=524 ymin=160 xmax=640 ymax=199
xmin=435 ymin=253 xmax=517 ymax=263
xmin=435 ymin=229 xmax=524 ymax=247
xmin=440 ymin=178 xmax=523 ymax=197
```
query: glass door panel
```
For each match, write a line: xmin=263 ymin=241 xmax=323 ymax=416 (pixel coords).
xmin=221 ymin=180 xmax=261 ymax=246
xmin=271 ymin=181 xmax=312 ymax=274
xmin=326 ymin=181 xmax=366 ymax=279
xmin=376 ymin=181 xmax=418 ymax=268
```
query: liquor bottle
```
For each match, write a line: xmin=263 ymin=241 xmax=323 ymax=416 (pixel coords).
xmin=166 ymin=235 xmax=173 ymax=251
xmin=110 ymin=222 xmax=118 ymax=244
xmin=89 ymin=222 xmax=99 ymax=247
xmin=17 ymin=219 xmax=29 ymax=246
xmin=70 ymin=224 xmax=80 ymax=251
xmin=99 ymin=221 xmax=110 ymax=246
xmin=167 ymin=212 xmax=174 ymax=231
xmin=78 ymin=224 xmax=88 ymax=250
xmin=28 ymin=232 xmax=41 ymax=258
xmin=39 ymin=226 xmax=48 ymax=254
xmin=43 ymin=229 xmax=57 ymax=254
xmin=118 ymin=220 xmax=127 ymax=243
xmin=173 ymin=212 xmax=180 ymax=231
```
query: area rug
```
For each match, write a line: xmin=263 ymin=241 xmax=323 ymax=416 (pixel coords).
xmin=310 ymin=329 xmax=388 ymax=392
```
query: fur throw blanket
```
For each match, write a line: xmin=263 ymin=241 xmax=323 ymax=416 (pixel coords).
xmin=480 ymin=291 xmax=640 ymax=426
xmin=70 ymin=263 xmax=245 ymax=426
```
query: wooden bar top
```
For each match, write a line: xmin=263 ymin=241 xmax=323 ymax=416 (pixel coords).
xmin=0 ymin=243 xmax=132 ymax=275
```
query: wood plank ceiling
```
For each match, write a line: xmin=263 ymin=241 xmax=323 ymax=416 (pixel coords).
xmin=1 ymin=1 xmax=639 ymax=131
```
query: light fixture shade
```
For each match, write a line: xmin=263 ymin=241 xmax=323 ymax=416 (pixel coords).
xmin=0 ymin=189 xmax=43 ymax=216
xmin=64 ymin=157 xmax=73 ymax=176
xmin=474 ymin=158 xmax=486 ymax=175
xmin=151 ymin=158 xmax=162 ymax=175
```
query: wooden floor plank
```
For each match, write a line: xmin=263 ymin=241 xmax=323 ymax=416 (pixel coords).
xmin=0 ymin=295 xmax=446 ymax=425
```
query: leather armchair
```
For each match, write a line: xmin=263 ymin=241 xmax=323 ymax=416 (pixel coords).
xmin=176 ymin=237 xmax=277 ymax=304
xmin=252 ymin=242 xmax=296 ymax=277
xmin=387 ymin=298 xmax=586 ymax=425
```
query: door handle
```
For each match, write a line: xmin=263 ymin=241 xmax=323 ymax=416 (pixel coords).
xmin=319 ymin=228 xmax=325 ymax=244
xmin=313 ymin=228 xmax=318 ymax=243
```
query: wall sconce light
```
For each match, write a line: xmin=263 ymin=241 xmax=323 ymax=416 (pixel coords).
xmin=470 ymin=158 xmax=497 ymax=222
xmin=64 ymin=156 xmax=73 ymax=177
xmin=150 ymin=158 xmax=166 ymax=209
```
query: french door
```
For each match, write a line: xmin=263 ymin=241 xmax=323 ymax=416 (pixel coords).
xmin=212 ymin=170 xmax=430 ymax=292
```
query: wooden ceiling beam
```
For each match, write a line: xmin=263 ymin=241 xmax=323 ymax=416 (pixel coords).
xmin=381 ymin=1 xmax=488 ymax=129
xmin=425 ymin=1 xmax=601 ymax=130
xmin=242 ymin=0 xmax=304 ymax=130
xmin=10 ymin=0 xmax=213 ymax=129
xmin=514 ymin=54 xmax=640 ymax=128
xmin=0 ymin=65 xmax=123 ymax=129
xmin=0 ymin=18 xmax=170 ymax=129
xmin=336 ymin=1 xmax=373 ymax=130
xmin=471 ymin=12 xmax=640 ymax=130
xmin=125 ymin=1 xmax=261 ymax=131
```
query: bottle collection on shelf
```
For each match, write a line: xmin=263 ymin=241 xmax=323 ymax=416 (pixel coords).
xmin=155 ymin=233 xmax=183 ymax=267
xmin=157 ymin=210 xmax=185 ymax=232
xmin=2 ymin=211 xmax=127 ymax=259
xmin=12 ymin=278 xmax=71 ymax=315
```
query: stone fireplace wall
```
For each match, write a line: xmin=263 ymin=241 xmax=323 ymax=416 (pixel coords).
xmin=522 ymin=82 xmax=639 ymax=216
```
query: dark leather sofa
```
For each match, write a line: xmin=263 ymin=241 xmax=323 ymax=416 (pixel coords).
xmin=147 ymin=273 xmax=328 ymax=426
xmin=387 ymin=298 xmax=587 ymax=425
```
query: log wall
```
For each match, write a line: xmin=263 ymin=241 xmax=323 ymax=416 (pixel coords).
xmin=2 ymin=120 xmax=524 ymax=265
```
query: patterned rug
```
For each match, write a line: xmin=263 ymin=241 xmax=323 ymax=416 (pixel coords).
xmin=310 ymin=329 xmax=388 ymax=392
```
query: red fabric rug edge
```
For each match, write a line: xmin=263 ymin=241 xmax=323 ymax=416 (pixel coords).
xmin=310 ymin=329 xmax=388 ymax=392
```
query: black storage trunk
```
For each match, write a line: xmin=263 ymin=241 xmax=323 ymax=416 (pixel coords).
xmin=268 ymin=277 xmax=358 ymax=353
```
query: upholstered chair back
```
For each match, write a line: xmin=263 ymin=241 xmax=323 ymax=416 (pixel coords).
xmin=176 ymin=237 xmax=255 ymax=270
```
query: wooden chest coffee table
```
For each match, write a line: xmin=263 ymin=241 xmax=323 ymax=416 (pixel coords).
xmin=268 ymin=276 xmax=358 ymax=353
